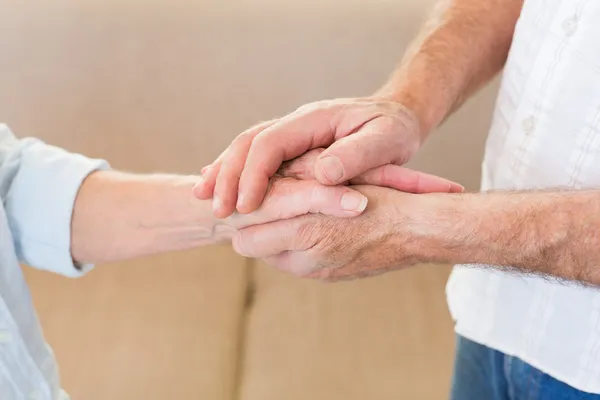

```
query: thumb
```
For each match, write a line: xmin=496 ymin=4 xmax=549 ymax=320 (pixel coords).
xmin=228 ymin=178 xmax=367 ymax=230
xmin=314 ymin=118 xmax=416 ymax=185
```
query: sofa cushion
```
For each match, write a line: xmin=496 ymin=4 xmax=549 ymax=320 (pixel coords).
xmin=25 ymin=247 xmax=248 ymax=400
xmin=238 ymin=263 xmax=455 ymax=400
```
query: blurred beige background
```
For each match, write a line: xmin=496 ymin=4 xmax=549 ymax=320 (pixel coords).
xmin=0 ymin=1 xmax=498 ymax=399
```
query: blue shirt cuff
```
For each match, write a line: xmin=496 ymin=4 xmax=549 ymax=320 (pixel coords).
xmin=6 ymin=140 xmax=109 ymax=277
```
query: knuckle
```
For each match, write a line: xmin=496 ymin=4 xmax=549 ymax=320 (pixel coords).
xmin=231 ymin=130 xmax=255 ymax=149
xmin=219 ymin=162 xmax=240 ymax=181
xmin=215 ymin=169 xmax=238 ymax=191
xmin=295 ymin=101 xmax=320 ymax=114
xmin=219 ymin=156 xmax=242 ymax=179
xmin=296 ymin=99 xmax=335 ymax=115
xmin=293 ymin=218 xmax=324 ymax=250
xmin=254 ymin=119 xmax=277 ymax=129
xmin=316 ymin=269 xmax=337 ymax=283
xmin=242 ymin=119 xmax=276 ymax=136
xmin=249 ymin=132 xmax=272 ymax=151
xmin=309 ymin=183 xmax=344 ymax=213
xmin=238 ymin=125 xmax=272 ymax=151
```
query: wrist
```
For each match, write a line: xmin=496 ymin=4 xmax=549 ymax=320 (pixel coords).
xmin=397 ymin=193 xmax=484 ymax=265
xmin=180 ymin=179 xmax=238 ymax=242
xmin=403 ymin=191 xmax=565 ymax=269
xmin=373 ymin=85 xmax=444 ymax=141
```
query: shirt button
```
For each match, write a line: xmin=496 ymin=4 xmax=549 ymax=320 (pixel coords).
xmin=562 ymin=15 xmax=578 ymax=36
xmin=522 ymin=116 xmax=536 ymax=134
xmin=0 ymin=330 xmax=12 ymax=343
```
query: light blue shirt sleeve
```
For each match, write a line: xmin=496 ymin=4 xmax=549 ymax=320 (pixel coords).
xmin=0 ymin=124 xmax=110 ymax=277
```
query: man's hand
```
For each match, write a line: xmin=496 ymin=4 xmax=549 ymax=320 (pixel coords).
xmin=231 ymin=185 xmax=425 ymax=282
xmin=224 ymin=148 xmax=460 ymax=228
xmin=233 ymin=186 xmax=600 ymax=287
xmin=191 ymin=0 xmax=523 ymax=219
xmin=193 ymin=98 xmax=436 ymax=218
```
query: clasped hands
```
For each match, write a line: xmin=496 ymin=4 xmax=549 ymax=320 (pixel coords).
xmin=194 ymin=98 xmax=462 ymax=281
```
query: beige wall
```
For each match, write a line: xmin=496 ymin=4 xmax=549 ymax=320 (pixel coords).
xmin=0 ymin=1 xmax=498 ymax=399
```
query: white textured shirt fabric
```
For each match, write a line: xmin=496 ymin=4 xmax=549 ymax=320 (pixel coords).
xmin=0 ymin=124 xmax=107 ymax=399
xmin=447 ymin=0 xmax=600 ymax=394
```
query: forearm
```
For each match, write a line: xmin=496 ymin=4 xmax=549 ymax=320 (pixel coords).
xmin=412 ymin=191 xmax=600 ymax=285
xmin=71 ymin=171 xmax=233 ymax=264
xmin=70 ymin=169 xmax=363 ymax=265
xmin=377 ymin=0 xmax=523 ymax=135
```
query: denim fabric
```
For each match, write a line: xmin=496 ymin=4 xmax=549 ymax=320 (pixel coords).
xmin=451 ymin=335 xmax=600 ymax=400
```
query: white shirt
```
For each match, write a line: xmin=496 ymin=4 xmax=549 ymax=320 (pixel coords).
xmin=0 ymin=124 xmax=107 ymax=399
xmin=447 ymin=0 xmax=600 ymax=394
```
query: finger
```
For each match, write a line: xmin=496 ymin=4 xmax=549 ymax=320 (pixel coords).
xmin=193 ymin=145 xmax=233 ymax=199
xmin=232 ymin=217 xmax=312 ymax=258
xmin=236 ymin=107 xmax=342 ymax=214
xmin=278 ymin=151 xmax=463 ymax=194
xmin=193 ymin=160 xmax=223 ymax=199
xmin=277 ymin=148 xmax=326 ymax=180
xmin=349 ymin=165 xmax=464 ymax=193
xmin=228 ymin=177 xmax=368 ymax=229
xmin=211 ymin=120 xmax=277 ymax=218
xmin=263 ymin=252 xmax=319 ymax=277
xmin=314 ymin=117 xmax=417 ymax=185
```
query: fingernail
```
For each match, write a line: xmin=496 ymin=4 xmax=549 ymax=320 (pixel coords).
xmin=201 ymin=166 xmax=209 ymax=175
xmin=340 ymin=192 xmax=368 ymax=212
xmin=213 ymin=195 xmax=222 ymax=213
xmin=452 ymin=184 xmax=465 ymax=193
xmin=318 ymin=156 xmax=345 ymax=183
xmin=236 ymin=193 xmax=245 ymax=210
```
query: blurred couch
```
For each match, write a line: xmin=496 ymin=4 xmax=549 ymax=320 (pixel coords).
xmin=0 ymin=1 xmax=498 ymax=399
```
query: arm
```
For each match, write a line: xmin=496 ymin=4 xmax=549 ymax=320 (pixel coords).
xmin=70 ymin=172 xmax=232 ymax=265
xmin=232 ymin=188 xmax=600 ymax=287
xmin=71 ymin=170 xmax=368 ymax=265
xmin=73 ymin=148 xmax=463 ymax=265
xmin=196 ymin=0 xmax=523 ymax=216
xmin=0 ymin=124 xmax=370 ymax=275
xmin=411 ymin=191 xmax=600 ymax=286
xmin=377 ymin=0 xmax=524 ymax=134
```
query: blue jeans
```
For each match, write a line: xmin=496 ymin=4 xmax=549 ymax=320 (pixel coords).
xmin=451 ymin=335 xmax=600 ymax=400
